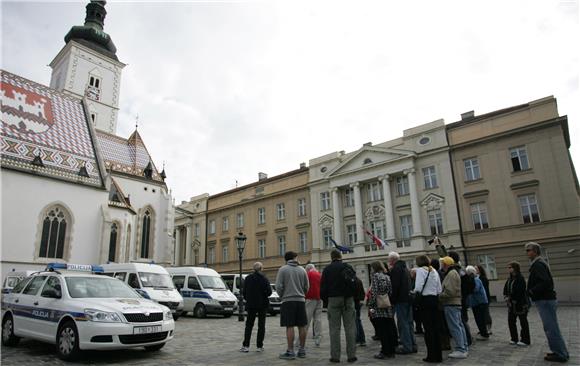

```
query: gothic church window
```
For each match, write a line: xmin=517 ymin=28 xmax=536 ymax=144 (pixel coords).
xmin=140 ymin=210 xmax=152 ymax=258
xmin=108 ymin=223 xmax=118 ymax=262
xmin=38 ymin=205 xmax=70 ymax=259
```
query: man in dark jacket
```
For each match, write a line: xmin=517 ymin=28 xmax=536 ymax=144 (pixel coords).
xmin=525 ymin=242 xmax=569 ymax=363
xmin=387 ymin=251 xmax=416 ymax=354
xmin=320 ymin=249 xmax=357 ymax=363
xmin=240 ymin=262 xmax=272 ymax=353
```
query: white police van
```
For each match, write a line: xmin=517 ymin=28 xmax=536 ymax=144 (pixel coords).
xmin=1 ymin=263 xmax=175 ymax=360
xmin=221 ymin=273 xmax=281 ymax=315
xmin=100 ymin=263 xmax=184 ymax=320
xmin=2 ymin=270 xmax=36 ymax=294
xmin=167 ymin=267 xmax=237 ymax=318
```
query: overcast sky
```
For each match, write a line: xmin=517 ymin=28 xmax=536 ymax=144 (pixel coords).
xmin=2 ymin=0 xmax=578 ymax=204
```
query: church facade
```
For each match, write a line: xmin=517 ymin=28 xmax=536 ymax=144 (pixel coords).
xmin=1 ymin=0 xmax=174 ymax=277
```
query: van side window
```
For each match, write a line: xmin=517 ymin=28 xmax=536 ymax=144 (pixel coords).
xmin=222 ymin=277 xmax=234 ymax=291
xmin=128 ymin=273 xmax=140 ymax=289
xmin=173 ymin=275 xmax=185 ymax=290
xmin=114 ymin=272 xmax=126 ymax=281
xmin=188 ymin=276 xmax=201 ymax=290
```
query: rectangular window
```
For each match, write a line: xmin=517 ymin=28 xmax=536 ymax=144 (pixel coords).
xmin=209 ymin=220 xmax=215 ymax=235
xmin=194 ymin=223 xmax=200 ymax=237
xmin=428 ymin=210 xmax=444 ymax=235
xmin=299 ymin=232 xmax=308 ymax=253
xmin=510 ymin=146 xmax=530 ymax=172
xmin=476 ymin=254 xmax=498 ymax=280
xmin=344 ymin=187 xmax=354 ymax=207
xmin=346 ymin=224 xmax=357 ymax=245
xmin=258 ymin=239 xmax=266 ymax=258
xmin=320 ymin=191 xmax=331 ymax=211
xmin=322 ymin=228 xmax=333 ymax=249
xmin=297 ymin=198 xmax=307 ymax=217
xmin=222 ymin=245 xmax=229 ymax=263
xmin=89 ymin=75 xmax=101 ymax=89
xmin=193 ymin=249 xmax=199 ymax=265
xmin=278 ymin=235 xmax=286 ymax=256
xmin=367 ymin=182 xmax=383 ymax=202
xmin=422 ymin=166 xmax=438 ymax=189
xmin=369 ymin=221 xmax=385 ymax=251
xmin=399 ymin=215 xmax=412 ymax=247
xmin=276 ymin=203 xmax=286 ymax=220
xmin=519 ymin=194 xmax=540 ymax=223
xmin=222 ymin=217 xmax=229 ymax=232
xmin=464 ymin=158 xmax=481 ymax=181
xmin=471 ymin=202 xmax=489 ymax=230
xmin=258 ymin=208 xmax=266 ymax=225
xmin=208 ymin=246 xmax=215 ymax=264
xmin=396 ymin=176 xmax=409 ymax=196
xmin=236 ymin=213 xmax=244 ymax=228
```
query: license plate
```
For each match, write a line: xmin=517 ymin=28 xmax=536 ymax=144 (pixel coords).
xmin=224 ymin=307 xmax=232 ymax=311
xmin=133 ymin=325 xmax=162 ymax=334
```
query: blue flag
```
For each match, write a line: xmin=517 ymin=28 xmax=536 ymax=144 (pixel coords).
xmin=330 ymin=238 xmax=354 ymax=254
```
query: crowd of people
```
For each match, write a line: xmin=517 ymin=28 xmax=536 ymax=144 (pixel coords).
xmin=238 ymin=241 xmax=570 ymax=363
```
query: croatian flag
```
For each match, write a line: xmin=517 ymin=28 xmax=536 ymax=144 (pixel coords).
xmin=330 ymin=238 xmax=354 ymax=254
xmin=364 ymin=228 xmax=387 ymax=249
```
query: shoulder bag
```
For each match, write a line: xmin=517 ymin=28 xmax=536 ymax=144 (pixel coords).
xmin=411 ymin=268 xmax=431 ymax=307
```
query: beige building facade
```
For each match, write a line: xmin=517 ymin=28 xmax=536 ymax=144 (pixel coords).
xmin=447 ymin=96 xmax=580 ymax=301
xmin=174 ymin=193 xmax=209 ymax=267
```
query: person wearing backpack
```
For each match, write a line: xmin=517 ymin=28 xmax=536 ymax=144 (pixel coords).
xmin=320 ymin=249 xmax=357 ymax=363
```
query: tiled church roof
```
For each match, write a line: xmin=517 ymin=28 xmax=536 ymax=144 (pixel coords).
xmin=96 ymin=129 xmax=164 ymax=183
xmin=0 ymin=70 xmax=104 ymax=187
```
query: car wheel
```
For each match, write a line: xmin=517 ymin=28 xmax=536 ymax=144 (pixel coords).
xmin=194 ymin=304 xmax=206 ymax=318
xmin=144 ymin=343 xmax=166 ymax=352
xmin=2 ymin=314 xmax=20 ymax=347
xmin=223 ymin=313 xmax=232 ymax=318
xmin=57 ymin=320 xmax=80 ymax=361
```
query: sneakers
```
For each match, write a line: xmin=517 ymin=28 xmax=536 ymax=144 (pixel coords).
xmin=544 ymin=354 xmax=568 ymax=363
xmin=314 ymin=335 xmax=322 ymax=347
xmin=509 ymin=341 xmax=517 ymax=345
xmin=448 ymin=351 xmax=468 ymax=359
xmin=279 ymin=350 xmax=296 ymax=360
xmin=516 ymin=342 xmax=529 ymax=347
xmin=256 ymin=347 xmax=264 ymax=352
xmin=297 ymin=348 xmax=306 ymax=358
xmin=239 ymin=346 xmax=249 ymax=353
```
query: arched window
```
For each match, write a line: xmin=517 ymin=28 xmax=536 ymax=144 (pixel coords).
xmin=108 ymin=223 xmax=118 ymax=262
xmin=140 ymin=210 xmax=152 ymax=258
xmin=38 ymin=206 xmax=69 ymax=259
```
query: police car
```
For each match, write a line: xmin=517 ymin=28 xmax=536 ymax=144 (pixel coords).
xmin=1 ymin=263 xmax=175 ymax=360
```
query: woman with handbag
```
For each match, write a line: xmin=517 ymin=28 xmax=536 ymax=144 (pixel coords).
xmin=367 ymin=261 xmax=397 ymax=359
xmin=503 ymin=261 xmax=530 ymax=346
xmin=412 ymin=255 xmax=443 ymax=363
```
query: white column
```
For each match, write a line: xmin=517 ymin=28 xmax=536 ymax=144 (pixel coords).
xmin=351 ymin=182 xmax=365 ymax=244
xmin=174 ymin=227 xmax=182 ymax=265
xmin=406 ymin=168 xmax=423 ymax=236
xmin=380 ymin=175 xmax=396 ymax=241
xmin=185 ymin=224 xmax=192 ymax=264
xmin=332 ymin=187 xmax=343 ymax=245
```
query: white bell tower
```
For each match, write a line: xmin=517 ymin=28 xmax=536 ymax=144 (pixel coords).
xmin=49 ymin=0 xmax=125 ymax=134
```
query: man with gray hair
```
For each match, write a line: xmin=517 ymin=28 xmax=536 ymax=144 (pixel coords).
xmin=525 ymin=242 xmax=569 ymax=363
xmin=303 ymin=263 xmax=323 ymax=346
xmin=388 ymin=251 xmax=416 ymax=354
xmin=240 ymin=262 xmax=272 ymax=353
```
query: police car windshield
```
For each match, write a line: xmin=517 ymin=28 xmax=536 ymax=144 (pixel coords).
xmin=199 ymin=275 xmax=227 ymax=290
xmin=138 ymin=272 xmax=174 ymax=289
xmin=66 ymin=277 xmax=140 ymax=298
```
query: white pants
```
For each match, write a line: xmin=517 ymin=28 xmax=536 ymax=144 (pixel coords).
xmin=305 ymin=299 xmax=323 ymax=338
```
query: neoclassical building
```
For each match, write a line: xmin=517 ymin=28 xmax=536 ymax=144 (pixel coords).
xmin=308 ymin=120 xmax=461 ymax=286
xmin=1 ymin=0 xmax=174 ymax=276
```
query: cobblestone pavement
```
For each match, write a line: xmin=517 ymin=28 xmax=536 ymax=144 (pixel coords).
xmin=1 ymin=305 xmax=578 ymax=366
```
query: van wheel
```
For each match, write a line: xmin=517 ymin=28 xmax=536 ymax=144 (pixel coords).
xmin=57 ymin=320 xmax=80 ymax=361
xmin=144 ymin=343 xmax=165 ymax=352
xmin=2 ymin=314 xmax=20 ymax=347
xmin=194 ymin=304 xmax=206 ymax=318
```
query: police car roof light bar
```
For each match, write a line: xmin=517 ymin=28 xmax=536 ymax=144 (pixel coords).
xmin=45 ymin=263 xmax=104 ymax=273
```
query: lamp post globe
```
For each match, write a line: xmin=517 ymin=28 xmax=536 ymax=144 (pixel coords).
xmin=235 ymin=232 xmax=247 ymax=321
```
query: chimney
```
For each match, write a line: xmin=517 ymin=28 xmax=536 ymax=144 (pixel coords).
xmin=461 ymin=111 xmax=475 ymax=120
xmin=258 ymin=172 xmax=268 ymax=181
xmin=363 ymin=142 xmax=372 ymax=147
xmin=300 ymin=162 xmax=306 ymax=169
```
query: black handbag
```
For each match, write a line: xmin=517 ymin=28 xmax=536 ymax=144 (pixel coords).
xmin=410 ymin=269 xmax=431 ymax=307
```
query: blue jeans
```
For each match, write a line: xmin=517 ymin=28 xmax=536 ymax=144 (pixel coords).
xmin=535 ymin=300 xmax=569 ymax=360
xmin=355 ymin=302 xmax=366 ymax=343
xmin=444 ymin=306 xmax=468 ymax=353
xmin=395 ymin=302 xmax=416 ymax=352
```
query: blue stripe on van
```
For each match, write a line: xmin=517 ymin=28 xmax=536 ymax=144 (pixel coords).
xmin=179 ymin=290 xmax=212 ymax=299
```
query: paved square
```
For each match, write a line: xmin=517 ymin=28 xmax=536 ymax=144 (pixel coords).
xmin=2 ymin=305 xmax=578 ymax=365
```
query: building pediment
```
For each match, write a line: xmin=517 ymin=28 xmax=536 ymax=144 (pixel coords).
xmin=420 ymin=193 xmax=445 ymax=210
xmin=318 ymin=213 xmax=334 ymax=227
xmin=327 ymin=146 xmax=415 ymax=177
xmin=365 ymin=205 xmax=385 ymax=221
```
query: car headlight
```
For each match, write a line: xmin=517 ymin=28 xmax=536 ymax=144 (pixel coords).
xmin=164 ymin=310 xmax=173 ymax=321
xmin=209 ymin=299 xmax=220 ymax=305
xmin=84 ymin=309 xmax=122 ymax=322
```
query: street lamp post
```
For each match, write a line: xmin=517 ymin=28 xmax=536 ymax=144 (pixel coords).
xmin=235 ymin=232 xmax=247 ymax=322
